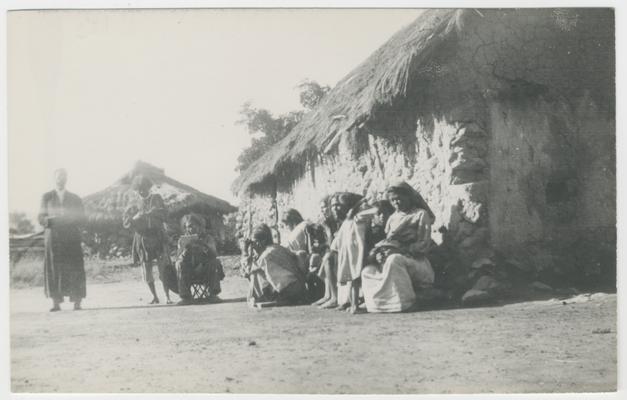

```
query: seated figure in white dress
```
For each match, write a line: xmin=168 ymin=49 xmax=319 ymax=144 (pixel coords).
xmin=361 ymin=181 xmax=436 ymax=313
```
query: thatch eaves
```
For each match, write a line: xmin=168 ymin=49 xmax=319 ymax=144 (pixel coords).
xmin=232 ymin=9 xmax=467 ymax=194
xmin=232 ymin=8 xmax=614 ymax=195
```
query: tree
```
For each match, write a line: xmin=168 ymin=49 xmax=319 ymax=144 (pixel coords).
xmin=9 ymin=212 xmax=35 ymax=236
xmin=235 ymin=79 xmax=330 ymax=171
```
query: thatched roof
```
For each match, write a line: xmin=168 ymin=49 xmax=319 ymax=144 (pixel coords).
xmin=232 ymin=8 xmax=614 ymax=195
xmin=232 ymin=9 xmax=466 ymax=194
xmin=84 ymin=161 xmax=237 ymax=221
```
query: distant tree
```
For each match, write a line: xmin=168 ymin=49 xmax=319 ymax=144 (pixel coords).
xmin=235 ymin=79 xmax=330 ymax=171
xmin=9 ymin=212 xmax=35 ymax=235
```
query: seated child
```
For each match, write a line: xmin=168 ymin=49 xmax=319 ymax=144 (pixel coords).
xmin=175 ymin=213 xmax=225 ymax=305
xmin=368 ymin=199 xmax=395 ymax=248
xmin=303 ymin=223 xmax=329 ymax=301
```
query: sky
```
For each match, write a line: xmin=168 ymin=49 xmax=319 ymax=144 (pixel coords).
xmin=7 ymin=8 xmax=423 ymax=218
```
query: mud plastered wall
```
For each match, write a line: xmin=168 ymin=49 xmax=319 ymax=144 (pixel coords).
xmin=489 ymin=97 xmax=614 ymax=242
xmin=488 ymin=95 xmax=615 ymax=280
xmin=236 ymin=9 xmax=615 ymax=283
xmin=238 ymin=116 xmax=490 ymax=268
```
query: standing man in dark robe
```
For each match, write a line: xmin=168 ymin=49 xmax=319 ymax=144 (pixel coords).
xmin=39 ymin=168 xmax=86 ymax=312
xmin=123 ymin=175 xmax=175 ymax=304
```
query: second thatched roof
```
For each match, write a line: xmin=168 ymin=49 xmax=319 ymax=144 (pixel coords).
xmin=84 ymin=161 xmax=237 ymax=222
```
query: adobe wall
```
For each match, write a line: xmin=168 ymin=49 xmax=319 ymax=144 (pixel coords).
xmin=237 ymin=95 xmax=615 ymax=285
xmin=238 ymin=116 xmax=491 ymax=268
xmin=487 ymin=96 xmax=615 ymax=281
xmin=488 ymin=97 xmax=615 ymax=248
xmin=235 ymin=9 xmax=615 ymax=286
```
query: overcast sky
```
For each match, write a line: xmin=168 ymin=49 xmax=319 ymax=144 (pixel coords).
xmin=8 ymin=9 xmax=423 ymax=217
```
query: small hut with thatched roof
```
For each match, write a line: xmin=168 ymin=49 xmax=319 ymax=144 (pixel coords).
xmin=84 ymin=161 xmax=237 ymax=257
xmin=233 ymin=9 xmax=615 ymax=294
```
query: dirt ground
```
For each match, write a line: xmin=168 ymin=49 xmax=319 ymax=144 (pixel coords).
xmin=10 ymin=266 xmax=616 ymax=394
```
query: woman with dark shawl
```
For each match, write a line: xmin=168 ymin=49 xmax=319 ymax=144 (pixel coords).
xmin=175 ymin=213 xmax=225 ymax=305
xmin=123 ymin=175 xmax=176 ymax=304
xmin=243 ymin=224 xmax=307 ymax=307
xmin=39 ymin=168 xmax=86 ymax=311
xmin=361 ymin=181 xmax=435 ymax=313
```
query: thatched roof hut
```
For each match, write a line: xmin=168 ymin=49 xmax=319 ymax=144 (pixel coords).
xmin=233 ymin=9 xmax=614 ymax=290
xmin=83 ymin=161 xmax=237 ymax=257
xmin=232 ymin=8 xmax=613 ymax=195
xmin=85 ymin=160 xmax=236 ymax=221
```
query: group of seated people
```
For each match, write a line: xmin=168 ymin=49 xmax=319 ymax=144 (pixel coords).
xmin=239 ymin=179 xmax=436 ymax=313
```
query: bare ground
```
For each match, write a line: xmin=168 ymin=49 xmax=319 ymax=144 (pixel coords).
xmin=10 ymin=266 xmax=616 ymax=394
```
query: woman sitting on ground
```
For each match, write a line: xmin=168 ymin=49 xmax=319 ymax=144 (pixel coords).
xmin=242 ymin=224 xmax=307 ymax=307
xmin=280 ymin=208 xmax=327 ymax=301
xmin=361 ymin=181 xmax=436 ymax=313
xmin=281 ymin=208 xmax=309 ymax=254
xmin=175 ymin=214 xmax=225 ymax=306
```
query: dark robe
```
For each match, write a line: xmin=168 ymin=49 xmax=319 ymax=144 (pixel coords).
xmin=175 ymin=233 xmax=224 ymax=300
xmin=122 ymin=193 xmax=178 ymax=292
xmin=39 ymin=190 xmax=86 ymax=301
xmin=123 ymin=193 xmax=168 ymax=265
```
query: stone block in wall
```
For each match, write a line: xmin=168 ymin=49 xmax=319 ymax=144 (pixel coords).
xmin=450 ymin=122 xmax=487 ymax=147
xmin=471 ymin=257 xmax=495 ymax=270
xmin=445 ymin=181 xmax=489 ymax=232
xmin=461 ymin=289 xmax=492 ymax=305
xmin=451 ymin=139 xmax=489 ymax=160
xmin=450 ymin=156 xmax=488 ymax=173
xmin=450 ymin=172 xmax=485 ymax=185
xmin=452 ymin=220 xmax=477 ymax=244
xmin=448 ymin=120 xmax=489 ymax=185
xmin=459 ymin=227 xmax=489 ymax=250
xmin=450 ymin=181 xmax=489 ymax=203
xmin=458 ymin=200 xmax=483 ymax=224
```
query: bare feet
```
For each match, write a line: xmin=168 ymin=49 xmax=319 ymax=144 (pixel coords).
xmin=349 ymin=304 xmax=365 ymax=314
xmin=312 ymin=296 xmax=330 ymax=306
xmin=318 ymin=298 xmax=338 ymax=309
xmin=149 ymin=298 xmax=159 ymax=305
